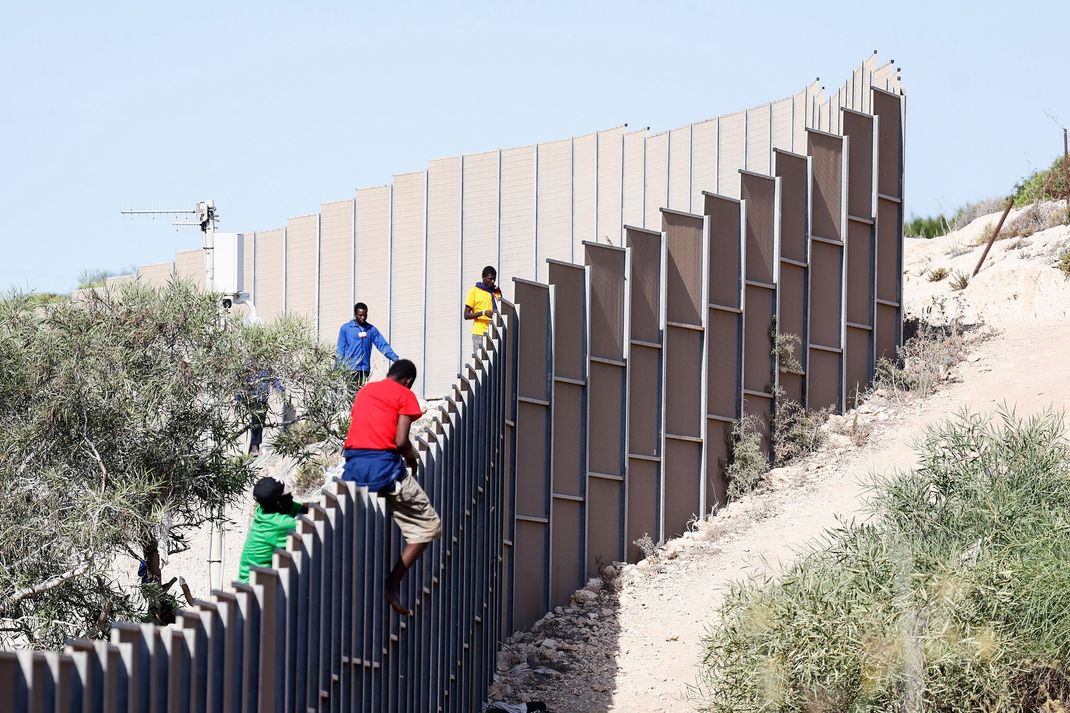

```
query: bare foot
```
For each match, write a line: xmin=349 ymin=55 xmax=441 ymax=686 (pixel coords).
xmin=384 ymin=586 xmax=412 ymax=617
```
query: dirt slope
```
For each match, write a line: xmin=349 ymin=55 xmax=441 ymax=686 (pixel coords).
xmin=490 ymin=213 xmax=1070 ymax=712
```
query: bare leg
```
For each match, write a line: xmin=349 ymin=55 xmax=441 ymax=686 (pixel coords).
xmin=384 ymin=542 xmax=427 ymax=616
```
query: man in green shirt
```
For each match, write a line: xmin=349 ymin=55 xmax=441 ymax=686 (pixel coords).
xmin=237 ymin=477 xmax=308 ymax=583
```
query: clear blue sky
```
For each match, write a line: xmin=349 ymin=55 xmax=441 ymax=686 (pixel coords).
xmin=2 ymin=1 xmax=1066 ymax=293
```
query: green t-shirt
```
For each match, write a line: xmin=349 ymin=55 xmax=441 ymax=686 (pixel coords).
xmin=237 ymin=502 xmax=303 ymax=583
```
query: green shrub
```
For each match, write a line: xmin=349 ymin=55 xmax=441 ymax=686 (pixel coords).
xmin=905 ymin=214 xmax=950 ymax=239
xmin=696 ymin=409 xmax=1070 ymax=711
xmin=927 ymin=267 xmax=950 ymax=282
xmin=1013 ymin=155 xmax=1070 ymax=207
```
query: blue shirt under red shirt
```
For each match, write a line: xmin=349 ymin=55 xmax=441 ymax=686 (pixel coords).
xmin=344 ymin=379 xmax=422 ymax=451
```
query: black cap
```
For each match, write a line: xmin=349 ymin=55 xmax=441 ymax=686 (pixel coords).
xmin=253 ymin=477 xmax=285 ymax=505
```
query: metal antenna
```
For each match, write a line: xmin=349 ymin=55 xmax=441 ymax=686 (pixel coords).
xmin=121 ymin=201 xmax=218 ymax=291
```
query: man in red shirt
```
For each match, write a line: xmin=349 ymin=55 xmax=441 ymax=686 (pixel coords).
xmin=342 ymin=359 xmax=441 ymax=616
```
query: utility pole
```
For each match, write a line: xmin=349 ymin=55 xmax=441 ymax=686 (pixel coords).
xmin=121 ymin=200 xmax=218 ymax=290
xmin=121 ymin=200 xmax=226 ymax=593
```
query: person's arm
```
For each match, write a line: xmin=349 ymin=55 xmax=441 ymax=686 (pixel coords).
xmin=395 ymin=414 xmax=419 ymax=472
xmin=372 ymin=327 xmax=400 ymax=361
xmin=289 ymin=500 xmax=308 ymax=516
xmin=336 ymin=324 xmax=348 ymax=362
xmin=463 ymin=288 xmax=489 ymax=321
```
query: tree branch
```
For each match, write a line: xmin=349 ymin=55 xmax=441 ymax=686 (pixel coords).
xmin=6 ymin=563 xmax=93 ymax=605
xmin=81 ymin=406 xmax=108 ymax=489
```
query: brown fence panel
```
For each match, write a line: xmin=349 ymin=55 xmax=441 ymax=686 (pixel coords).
xmin=510 ymin=279 xmax=552 ymax=630
xmin=873 ymin=88 xmax=904 ymax=362
xmin=702 ymin=192 xmax=743 ymax=508
xmin=547 ymin=260 xmax=588 ymax=607
xmin=584 ymin=242 xmax=628 ymax=573
xmin=774 ymin=149 xmax=810 ymax=406
xmin=842 ymin=109 xmax=877 ymax=406
xmin=625 ymin=226 xmax=663 ymax=557
xmin=740 ymin=171 xmax=778 ymax=456
xmin=806 ymin=129 xmax=846 ymax=413
xmin=661 ymin=209 xmax=707 ymax=536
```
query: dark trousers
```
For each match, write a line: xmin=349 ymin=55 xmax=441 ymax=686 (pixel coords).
xmin=350 ymin=370 xmax=370 ymax=390
xmin=249 ymin=404 xmax=267 ymax=453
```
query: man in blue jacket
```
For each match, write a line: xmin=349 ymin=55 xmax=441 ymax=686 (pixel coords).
xmin=337 ymin=302 xmax=400 ymax=390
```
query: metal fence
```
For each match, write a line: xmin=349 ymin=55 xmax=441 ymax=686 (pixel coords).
xmin=0 ymin=315 xmax=515 ymax=713
xmin=120 ymin=54 xmax=902 ymax=403
xmin=8 ymin=78 xmax=904 ymax=710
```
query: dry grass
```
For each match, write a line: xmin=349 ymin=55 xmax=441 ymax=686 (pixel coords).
xmin=944 ymin=242 xmax=973 ymax=258
xmin=949 ymin=271 xmax=970 ymax=291
xmin=293 ymin=457 xmax=327 ymax=495
xmin=1059 ymin=248 xmax=1070 ymax=278
xmin=872 ymin=319 xmax=969 ymax=401
xmin=725 ymin=414 xmax=767 ymax=501
xmin=927 ymin=266 xmax=951 ymax=282
xmin=772 ymin=392 xmax=829 ymax=467
xmin=773 ymin=332 xmax=804 ymax=376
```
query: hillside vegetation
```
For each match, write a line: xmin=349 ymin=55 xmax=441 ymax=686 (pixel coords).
xmin=697 ymin=409 xmax=1070 ymax=711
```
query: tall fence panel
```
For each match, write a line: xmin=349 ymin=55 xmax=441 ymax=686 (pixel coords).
xmin=661 ymin=209 xmax=708 ymax=536
xmin=703 ymin=192 xmax=744 ymax=510
xmin=547 ymin=261 xmax=589 ymax=606
xmin=511 ymin=280 xmax=553 ymax=630
xmin=873 ymin=88 xmax=905 ymax=363
xmin=841 ymin=109 xmax=877 ymax=407
xmin=625 ymin=225 xmax=663 ymax=556
xmin=584 ymin=241 xmax=628 ymax=573
xmin=774 ymin=149 xmax=810 ymax=406
xmin=740 ymin=171 xmax=778 ymax=455
xmin=806 ymin=130 xmax=847 ymax=413
xmin=319 ymin=200 xmax=355 ymax=347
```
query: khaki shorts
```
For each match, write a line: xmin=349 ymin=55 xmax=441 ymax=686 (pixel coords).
xmin=383 ymin=476 xmax=442 ymax=544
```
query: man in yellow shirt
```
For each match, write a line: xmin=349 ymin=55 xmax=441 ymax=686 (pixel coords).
xmin=463 ymin=265 xmax=503 ymax=356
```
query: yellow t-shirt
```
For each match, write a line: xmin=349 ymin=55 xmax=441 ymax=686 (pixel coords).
xmin=465 ymin=286 xmax=500 ymax=335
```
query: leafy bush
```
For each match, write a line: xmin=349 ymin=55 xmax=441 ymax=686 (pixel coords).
xmin=927 ymin=267 xmax=950 ymax=282
xmin=696 ymin=410 xmax=1070 ymax=711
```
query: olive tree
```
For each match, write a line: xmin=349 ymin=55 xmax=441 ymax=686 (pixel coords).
xmin=0 ymin=279 xmax=350 ymax=648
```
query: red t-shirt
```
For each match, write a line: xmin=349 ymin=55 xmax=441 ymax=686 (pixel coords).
xmin=344 ymin=379 xmax=422 ymax=451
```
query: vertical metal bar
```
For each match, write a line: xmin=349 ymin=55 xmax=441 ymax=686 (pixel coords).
xmin=281 ymin=226 xmax=288 ymax=314
xmin=315 ymin=212 xmax=322 ymax=337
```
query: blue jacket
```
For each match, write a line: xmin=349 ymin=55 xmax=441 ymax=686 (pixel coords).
xmin=336 ymin=320 xmax=399 ymax=372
